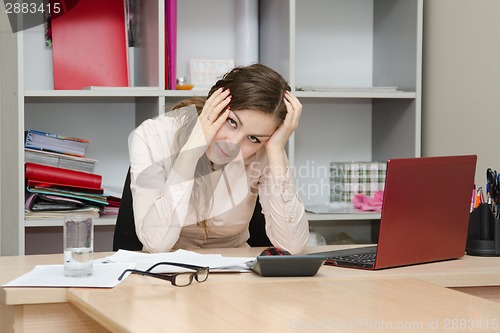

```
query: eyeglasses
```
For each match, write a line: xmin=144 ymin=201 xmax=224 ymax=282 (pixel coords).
xmin=118 ymin=262 xmax=210 ymax=287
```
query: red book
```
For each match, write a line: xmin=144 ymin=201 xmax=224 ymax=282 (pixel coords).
xmin=107 ymin=195 xmax=121 ymax=207
xmin=27 ymin=180 xmax=104 ymax=195
xmin=25 ymin=163 xmax=102 ymax=189
xmin=51 ymin=0 xmax=129 ymax=89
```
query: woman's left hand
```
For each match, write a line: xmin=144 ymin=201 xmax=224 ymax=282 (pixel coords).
xmin=265 ymin=91 xmax=302 ymax=153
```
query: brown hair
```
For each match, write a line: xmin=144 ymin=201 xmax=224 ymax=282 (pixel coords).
xmin=209 ymin=63 xmax=290 ymax=123
xmin=173 ymin=63 xmax=291 ymax=122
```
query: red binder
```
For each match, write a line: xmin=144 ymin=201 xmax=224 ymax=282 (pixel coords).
xmin=166 ymin=0 xmax=177 ymax=90
xmin=25 ymin=163 xmax=102 ymax=189
xmin=27 ymin=180 xmax=104 ymax=195
xmin=51 ymin=0 xmax=129 ymax=89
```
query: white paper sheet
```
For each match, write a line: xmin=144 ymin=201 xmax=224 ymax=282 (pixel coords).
xmin=102 ymin=249 xmax=255 ymax=273
xmin=2 ymin=263 xmax=135 ymax=288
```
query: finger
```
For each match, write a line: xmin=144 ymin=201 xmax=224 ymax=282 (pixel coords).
xmin=200 ymin=90 xmax=221 ymax=119
xmin=284 ymin=92 xmax=302 ymax=124
xmin=205 ymin=87 xmax=225 ymax=105
xmin=283 ymin=96 xmax=297 ymax=123
xmin=213 ymin=108 xmax=230 ymax=127
xmin=204 ymin=108 xmax=230 ymax=144
xmin=201 ymin=88 xmax=230 ymax=119
xmin=283 ymin=99 xmax=300 ymax=132
xmin=284 ymin=91 xmax=302 ymax=116
xmin=208 ymin=96 xmax=231 ymax=123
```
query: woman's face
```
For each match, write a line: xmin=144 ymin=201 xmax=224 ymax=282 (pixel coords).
xmin=206 ymin=109 xmax=279 ymax=165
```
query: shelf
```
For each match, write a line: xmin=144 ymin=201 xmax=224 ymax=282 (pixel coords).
xmin=307 ymin=212 xmax=381 ymax=221
xmin=163 ymin=90 xmax=209 ymax=97
xmin=1 ymin=0 xmax=422 ymax=255
xmin=306 ymin=204 xmax=381 ymax=221
xmin=24 ymin=216 xmax=117 ymax=228
xmin=25 ymin=89 xmax=162 ymax=97
xmin=24 ymin=211 xmax=381 ymax=227
xmin=294 ymin=91 xmax=417 ymax=99
xmin=25 ymin=89 xmax=416 ymax=99
xmin=24 ymin=211 xmax=381 ymax=226
xmin=24 ymin=89 xmax=209 ymax=98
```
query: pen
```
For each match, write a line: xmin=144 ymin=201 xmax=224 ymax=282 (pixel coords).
xmin=486 ymin=183 xmax=492 ymax=206
xmin=497 ymin=174 xmax=500 ymax=218
xmin=471 ymin=185 xmax=475 ymax=212
xmin=475 ymin=187 xmax=483 ymax=209
xmin=486 ymin=168 xmax=500 ymax=218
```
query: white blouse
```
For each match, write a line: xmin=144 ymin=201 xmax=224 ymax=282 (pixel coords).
xmin=128 ymin=107 xmax=309 ymax=254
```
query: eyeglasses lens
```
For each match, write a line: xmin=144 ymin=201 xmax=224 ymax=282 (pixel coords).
xmin=196 ymin=268 xmax=209 ymax=282
xmin=173 ymin=272 xmax=194 ymax=287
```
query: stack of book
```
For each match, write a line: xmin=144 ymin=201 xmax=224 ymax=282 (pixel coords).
xmin=23 ymin=130 xmax=120 ymax=219
xmin=24 ymin=163 xmax=106 ymax=219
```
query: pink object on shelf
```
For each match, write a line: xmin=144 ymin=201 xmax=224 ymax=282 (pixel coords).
xmin=352 ymin=190 xmax=384 ymax=212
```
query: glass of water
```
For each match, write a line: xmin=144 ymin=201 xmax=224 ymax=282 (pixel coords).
xmin=63 ymin=215 xmax=93 ymax=277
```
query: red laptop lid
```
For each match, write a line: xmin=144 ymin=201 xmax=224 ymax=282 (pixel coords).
xmin=374 ymin=155 xmax=477 ymax=269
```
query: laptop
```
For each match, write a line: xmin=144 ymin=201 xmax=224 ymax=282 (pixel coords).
xmin=311 ymin=155 xmax=477 ymax=270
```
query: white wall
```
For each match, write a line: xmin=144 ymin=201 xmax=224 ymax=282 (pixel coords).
xmin=0 ymin=8 xmax=22 ymax=256
xmin=422 ymin=0 xmax=500 ymax=184
xmin=0 ymin=85 xmax=2 ymax=256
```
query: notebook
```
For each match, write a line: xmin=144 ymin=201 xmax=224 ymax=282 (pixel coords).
xmin=311 ymin=155 xmax=477 ymax=270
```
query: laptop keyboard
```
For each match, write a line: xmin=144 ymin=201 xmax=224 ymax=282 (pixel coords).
xmin=330 ymin=252 xmax=377 ymax=264
xmin=310 ymin=245 xmax=378 ymax=268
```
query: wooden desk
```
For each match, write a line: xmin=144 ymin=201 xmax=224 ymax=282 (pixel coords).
xmin=197 ymin=246 xmax=500 ymax=303
xmin=2 ymin=246 xmax=500 ymax=332
xmin=68 ymin=278 xmax=500 ymax=333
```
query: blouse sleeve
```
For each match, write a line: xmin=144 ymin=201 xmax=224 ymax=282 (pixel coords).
xmin=128 ymin=116 xmax=200 ymax=253
xmin=257 ymin=165 xmax=310 ymax=254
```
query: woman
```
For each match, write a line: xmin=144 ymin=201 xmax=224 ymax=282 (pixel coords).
xmin=128 ymin=64 xmax=309 ymax=253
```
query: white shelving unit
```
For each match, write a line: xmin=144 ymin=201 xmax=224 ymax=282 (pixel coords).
xmin=0 ymin=0 xmax=422 ymax=255
xmin=262 ymin=0 xmax=422 ymax=224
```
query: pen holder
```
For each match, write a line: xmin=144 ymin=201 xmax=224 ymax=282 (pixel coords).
xmin=466 ymin=203 xmax=500 ymax=256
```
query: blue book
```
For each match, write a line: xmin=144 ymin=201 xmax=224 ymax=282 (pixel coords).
xmin=24 ymin=129 xmax=89 ymax=157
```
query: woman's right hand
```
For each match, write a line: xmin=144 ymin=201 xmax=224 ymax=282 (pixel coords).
xmin=199 ymin=87 xmax=231 ymax=144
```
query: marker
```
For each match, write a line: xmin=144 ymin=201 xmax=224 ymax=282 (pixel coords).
xmin=475 ymin=187 xmax=482 ymax=209
xmin=470 ymin=185 xmax=476 ymax=212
